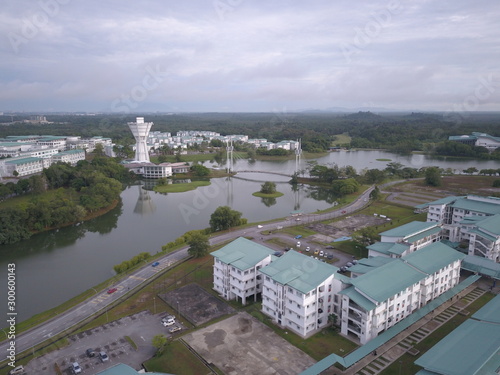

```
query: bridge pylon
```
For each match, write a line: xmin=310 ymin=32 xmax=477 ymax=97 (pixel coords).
xmin=294 ymin=138 xmax=302 ymax=175
xmin=226 ymin=138 xmax=234 ymax=173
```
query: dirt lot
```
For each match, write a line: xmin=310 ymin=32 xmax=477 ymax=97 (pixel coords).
xmin=158 ymin=283 xmax=235 ymax=326
xmin=307 ymin=214 xmax=388 ymax=240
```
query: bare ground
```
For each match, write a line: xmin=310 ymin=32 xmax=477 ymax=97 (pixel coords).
xmin=306 ymin=214 xmax=388 ymax=239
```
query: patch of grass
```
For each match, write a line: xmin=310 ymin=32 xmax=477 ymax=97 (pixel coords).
xmin=331 ymin=133 xmax=351 ymax=146
xmin=125 ymin=335 xmax=138 ymax=350
xmin=279 ymin=225 xmax=317 ymax=238
xmin=252 ymin=191 xmax=284 ymax=198
xmin=265 ymin=237 xmax=294 ymax=249
xmin=154 ymin=180 xmax=211 ymax=193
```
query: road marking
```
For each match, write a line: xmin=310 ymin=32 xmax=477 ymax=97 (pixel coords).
xmin=129 ymin=275 xmax=145 ymax=281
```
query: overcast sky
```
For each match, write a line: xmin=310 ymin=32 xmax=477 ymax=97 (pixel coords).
xmin=1 ymin=0 xmax=499 ymax=113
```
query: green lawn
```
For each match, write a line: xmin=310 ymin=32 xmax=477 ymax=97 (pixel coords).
xmin=153 ymin=180 xmax=211 ymax=193
xmin=252 ymin=191 xmax=284 ymax=198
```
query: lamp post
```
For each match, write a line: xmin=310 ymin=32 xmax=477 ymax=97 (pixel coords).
xmin=399 ymin=360 xmax=402 ymax=375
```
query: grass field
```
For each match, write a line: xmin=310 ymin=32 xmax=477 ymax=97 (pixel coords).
xmin=331 ymin=133 xmax=351 ymax=146
xmin=153 ymin=180 xmax=211 ymax=193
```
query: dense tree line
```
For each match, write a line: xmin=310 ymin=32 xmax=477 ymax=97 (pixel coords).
xmin=0 ymin=157 xmax=131 ymax=245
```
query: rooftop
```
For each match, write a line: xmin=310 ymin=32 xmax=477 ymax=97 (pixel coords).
xmin=259 ymin=250 xmax=338 ymax=294
xmin=414 ymin=319 xmax=500 ymax=375
xmin=96 ymin=363 xmax=173 ymax=375
xmin=451 ymin=197 xmax=500 ymax=215
xmin=350 ymin=260 xmax=424 ymax=303
xmin=379 ymin=221 xmax=438 ymax=239
xmin=210 ymin=237 xmax=276 ymax=271
xmin=475 ymin=214 xmax=500 ymax=236
xmin=402 ymin=242 xmax=465 ymax=275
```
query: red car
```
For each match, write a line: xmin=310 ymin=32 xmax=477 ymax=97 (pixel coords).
xmin=341 ymin=210 xmax=347 ymax=214
xmin=107 ymin=288 xmax=117 ymax=294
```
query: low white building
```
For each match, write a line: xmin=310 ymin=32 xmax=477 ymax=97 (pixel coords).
xmin=3 ymin=157 xmax=50 ymax=177
xmin=51 ymin=150 xmax=86 ymax=166
xmin=368 ymin=221 xmax=442 ymax=258
xmin=211 ymin=237 xmax=276 ymax=305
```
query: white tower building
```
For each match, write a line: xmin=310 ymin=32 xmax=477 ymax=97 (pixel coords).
xmin=128 ymin=117 xmax=153 ymax=162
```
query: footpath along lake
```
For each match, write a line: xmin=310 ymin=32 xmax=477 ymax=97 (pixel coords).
xmin=0 ymin=151 xmax=498 ymax=322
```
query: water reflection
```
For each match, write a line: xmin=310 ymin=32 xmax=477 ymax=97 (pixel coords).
xmin=261 ymin=196 xmax=277 ymax=207
xmin=134 ymin=184 xmax=156 ymax=215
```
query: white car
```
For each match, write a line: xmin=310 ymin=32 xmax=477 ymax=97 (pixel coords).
xmin=319 ymin=250 xmax=324 ymax=257
xmin=162 ymin=317 xmax=176 ymax=326
xmin=257 ymin=225 xmax=263 ymax=228
xmin=72 ymin=362 xmax=82 ymax=374
xmin=305 ymin=247 xmax=310 ymax=252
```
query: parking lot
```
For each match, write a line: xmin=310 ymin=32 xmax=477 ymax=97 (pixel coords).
xmin=26 ymin=311 xmax=179 ymax=375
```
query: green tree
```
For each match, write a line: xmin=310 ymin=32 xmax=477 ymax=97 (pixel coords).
xmin=370 ymin=186 xmax=382 ymax=200
xmin=152 ymin=334 xmax=169 ymax=356
xmin=94 ymin=143 xmax=105 ymax=156
xmin=425 ymin=167 xmax=442 ymax=187
xmin=187 ymin=231 xmax=210 ymax=258
xmin=260 ymin=181 xmax=276 ymax=194
xmin=209 ymin=206 xmax=246 ymax=232
xmin=190 ymin=164 xmax=210 ymax=176
xmin=463 ymin=167 xmax=478 ymax=175
xmin=353 ymin=227 xmax=380 ymax=247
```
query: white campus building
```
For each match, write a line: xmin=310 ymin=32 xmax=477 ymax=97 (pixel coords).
xmin=211 ymin=232 xmax=466 ymax=343
xmin=259 ymin=250 xmax=347 ymax=337
xmin=417 ymin=195 xmax=500 ymax=262
xmin=367 ymin=221 xmax=443 ymax=258
xmin=211 ymin=237 xmax=276 ymax=305
xmin=342 ymin=242 xmax=463 ymax=344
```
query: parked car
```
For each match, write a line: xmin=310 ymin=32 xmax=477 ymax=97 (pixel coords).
xmin=169 ymin=325 xmax=182 ymax=333
xmin=305 ymin=247 xmax=310 ymax=252
xmin=162 ymin=316 xmax=176 ymax=326
xmin=327 ymin=254 xmax=334 ymax=260
xmin=294 ymin=235 xmax=302 ymax=239
xmin=296 ymin=242 xmax=301 ymax=247
xmin=99 ymin=351 xmax=109 ymax=362
xmin=72 ymin=362 xmax=82 ymax=374
xmin=86 ymin=348 xmax=96 ymax=357
xmin=346 ymin=262 xmax=354 ymax=267
xmin=319 ymin=250 xmax=324 ymax=257
xmin=151 ymin=261 xmax=160 ymax=267
xmin=325 ymin=245 xmax=334 ymax=249
xmin=8 ymin=366 xmax=24 ymax=375
xmin=257 ymin=225 xmax=263 ymax=228
xmin=107 ymin=287 xmax=117 ymax=294
xmin=313 ymin=249 xmax=319 ymax=255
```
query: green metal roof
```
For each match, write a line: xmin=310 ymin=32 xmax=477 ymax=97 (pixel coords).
xmin=96 ymin=363 xmax=173 ymax=374
xmin=210 ymin=237 xmax=275 ymax=271
xmin=403 ymin=242 xmax=465 ymax=275
xmin=367 ymin=242 xmax=409 ymax=256
xmin=472 ymin=294 xmax=500 ymax=323
xmin=57 ymin=149 xmax=85 ymax=155
xmin=350 ymin=260 xmax=424 ymax=302
xmin=451 ymin=197 xmax=500 ymax=215
xmin=350 ymin=256 xmax=397 ymax=274
xmin=461 ymin=255 xmax=500 ymax=279
xmin=379 ymin=221 xmax=437 ymax=239
xmin=449 ymin=135 xmax=477 ymax=141
xmin=405 ymin=226 xmax=442 ymax=244
xmin=259 ymin=250 xmax=338 ymax=294
xmin=0 ymin=142 xmax=29 ymax=147
xmin=475 ymin=214 xmax=500 ymax=236
xmin=5 ymin=157 xmax=42 ymax=164
xmin=414 ymin=319 xmax=500 ymax=375
xmin=472 ymin=131 xmax=500 ymax=142
xmin=339 ymin=286 xmax=376 ymax=311
xmin=38 ymin=136 xmax=66 ymax=140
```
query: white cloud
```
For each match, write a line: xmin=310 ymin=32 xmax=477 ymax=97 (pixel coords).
xmin=1 ymin=0 xmax=499 ymax=112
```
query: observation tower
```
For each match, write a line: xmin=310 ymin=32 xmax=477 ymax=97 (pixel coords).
xmin=128 ymin=117 xmax=153 ymax=162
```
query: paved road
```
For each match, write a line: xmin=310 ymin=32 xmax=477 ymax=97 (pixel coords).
xmin=0 ymin=185 xmax=374 ymax=358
